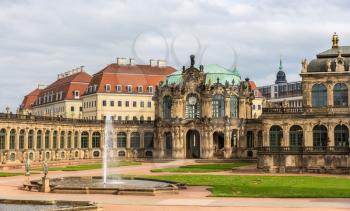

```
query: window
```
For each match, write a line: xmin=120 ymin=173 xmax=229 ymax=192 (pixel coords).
xmin=230 ymin=96 xmax=238 ymax=118
xmin=116 ymin=85 xmax=121 ymax=92
xmin=19 ymin=130 xmax=25 ymax=149
xmin=102 ymin=100 xmax=107 ymax=107
xmin=269 ymin=126 xmax=283 ymax=147
xmin=45 ymin=131 xmax=50 ymax=149
xmin=71 ymin=106 xmax=75 ymax=112
xmin=74 ymin=132 xmax=78 ymax=148
xmin=79 ymin=107 xmax=83 ymax=112
xmin=185 ymin=93 xmax=200 ymax=119
xmin=252 ymin=104 xmax=256 ymax=110
xmin=92 ymin=132 xmax=100 ymax=148
xmin=247 ymin=131 xmax=254 ymax=148
xmin=212 ymin=94 xmax=225 ymax=118
xmin=127 ymin=85 xmax=132 ymax=93
xmin=333 ymin=83 xmax=348 ymax=107
xmin=163 ymin=96 xmax=172 ymax=119
xmin=28 ymin=130 xmax=34 ymax=149
xmin=133 ymin=116 xmax=137 ymax=120
xmin=257 ymin=131 xmax=263 ymax=147
xmin=334 ymin=125 xmax=349 ymax=147
xmin=118 ymin=101 xmax=122 ymax=107
xmin=67 ymin=131 xmax=72 ymax=148
xmin=144 ymin=132 xmax=154 ymax=148
xmin=9 ymin=129 xmax=15 ymax=150
xmin=140 ymin=101 xmax=144 ymax=107
xmin=105 ymin=84 xmax=111 ymax=92
xmin=60 ymin=131 xmax=65 ymax=148
xmin=118 ymin=116 xmax=122 ymax=120
xmin=312 ymin=84 xmax=327 ymax=107
xmin=117 ymin=132 xmax=126 ymax=148
xmin=81 ymin=131 xmax=89 ymax=148
xmin=110 ymin=101 xmax=114 ymax=107
xmin=53 ymin=131 xmax=58 ymax=148
xmin=147 ymin=86 xmax=153 ymax=93
xmin=133 ymin=101 xmax=137 ymax=107
xmin=37 ymin=130 xmax=42 ymax=149
xmin=74 ymin=90 xmax=80 ymax=99
xmin=125 ymin=101 xmax=129 ymax=107
xmin=131 ymin=132 xmax=140 ymax=148
xmin=313 ymin=125 xmax=327 ymax=147
xmin=0 ymin=129 xmax=5 ymax=149
xmin=289 ymin=125 xmax=303 ymax=147
xmin=137 ymin=85 xmax=143 ymax=93
xmin=147 ymin=101 xmax=152 ymax=108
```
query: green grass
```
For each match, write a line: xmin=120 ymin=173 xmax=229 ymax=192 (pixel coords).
xmin=140 ymin=174 xmax=350 ymax=198
xmin=0 ymin=172 xmax=24 ymax=177
xmin=33 ymin=161 xmax=141 ymax=171
xmin=151 ymin=162 xmax=252 ymax=173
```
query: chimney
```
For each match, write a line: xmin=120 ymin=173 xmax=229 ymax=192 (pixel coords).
xmin=150 ymin=59 xmax=157 ymax=67
xmin=117 ymin=57 xmax=128 ymax=65
xmin=157 ymin=60 xmax=167 ymax=67
xmin=80 ymin=65 xmax=85 ymax=72
xmin=129 ymin=58 xmax=135 ymax=66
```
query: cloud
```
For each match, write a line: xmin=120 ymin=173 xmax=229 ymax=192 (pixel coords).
xmin=1 ymin=0 xmax=350 ymax=111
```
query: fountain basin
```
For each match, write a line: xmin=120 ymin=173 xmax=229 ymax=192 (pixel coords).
xmin=31 ymin=176 xmax=184 ymax=196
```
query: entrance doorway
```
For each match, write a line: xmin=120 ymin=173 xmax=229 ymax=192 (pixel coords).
xmin=213 ymin=131 xmax=225 ymax=158
xmin=186 ymin=130 xmax=200 ymax=158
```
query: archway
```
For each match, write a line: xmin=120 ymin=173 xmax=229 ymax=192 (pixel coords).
xmin=186 ymin=130 xmax=200 ymax=159
xmin=213 ymin=131 xmax=225 ymax=158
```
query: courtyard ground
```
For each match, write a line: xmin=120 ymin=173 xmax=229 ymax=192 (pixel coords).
xmin=0 ymin=159 xmax=349 ymax=211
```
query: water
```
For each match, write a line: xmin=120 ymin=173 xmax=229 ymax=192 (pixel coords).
xmin=103 ymin=115 xmax=114 ymax=184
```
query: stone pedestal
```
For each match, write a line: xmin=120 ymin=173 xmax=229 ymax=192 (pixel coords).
xmin=41 ymin=177 xmax=50 ymax=193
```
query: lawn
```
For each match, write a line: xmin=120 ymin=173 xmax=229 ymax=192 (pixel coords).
xmin=0 ymin=172 xmax=24 ymax=177
xmin=33 ymin=161 xmax=141 ymax=171
xmin=151 ymin=162 xmax=252 ymax=173
xmin=141 ymin=174 xmax=350 ymax=198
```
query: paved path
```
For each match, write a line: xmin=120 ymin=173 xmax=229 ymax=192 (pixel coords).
xmin=0 ymin=160 xmax=350 ymax=211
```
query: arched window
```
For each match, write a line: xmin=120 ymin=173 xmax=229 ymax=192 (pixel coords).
xmin=28 ymin=130 xmax=34 ymax=149
xmin=333 ymin=83 xmax=348 ymax=107
xmin=334 ymin=125 xmax=349 ymax=147
xmin=53 ymin=131 xmax=58 ymax=149
xmin=185 ymin=93 xmax=200 ymax=119
xmin=19 ymin=129 xmax=25 ymax=149
xmin=117 ymin=132 xmax=126 ymax=148
xmin=212 ymin=94 xmax=225 ymax=118
xmin=313 ymin=125 xmax=328 ymax=147
xmin=67 ymin=131 xmax=72 ymax=148
xmin=74 ymin=131 xmax=78 ymax=148
xmin=289 ymin=125 xmax=303 ymax=147
xmin=257 ymin=130 xmax=263 ymax=147
xmin=37 ymin=130 xmax=42 ymax=149
xmin=131 ymin=132 xmax=140 ymax=148
xmin=312 ymin=84 xmax=327 ymax=107
xmin=163 ymin=95 xmax=172 ymax=119
xmin=269 ymin=126 xmax=283 ymax=147
xmin=45 ymin=131 xmax=50 ymax=149
xmin=92 ymin=132 xmax=100 ymax=148
xmin=9 ymin=129 xmax=15 ymax=150
xmin=60 ymin=131 xmax=65 ymax=149
xmin=0 ymin=129 xmax=5 ymax=149
xmin=144 ymin=132 xmax=154 ymax=148
xmin=81 ymin=131 xmax=89 ymax=148
xmin=246 ymin=131 xmax=254 ymax=148
xmin=230 ymin=96 xmax=239 ymax=118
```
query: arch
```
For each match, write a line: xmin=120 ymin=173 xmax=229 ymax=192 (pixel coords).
xmin=19 ymin=129 xmax=25 ymax=149
xmin=213 ymin=131 xmax=225 ymax=150
xmin=334 ymin=125 xmax=349 ymax=147
xmin=269 ymin=126 xmax=283 ymax=147
xmin=130 ymin=132 xmax=140 ymax=149
xmin=9 ymin=129 xmax=16 ymax=150
xmin=230 ymin=96 xmax=239 ymax=118
xmin=53 ymin=131 xmax=58 ymax=149
xmin=333 ymin=83 xmax=348 ymax=107
xmin=45 ymin=130 xmax=50 ymax=149
xmin=117 ymin=132 xmax=127 ymax=148
xmin=289 ymin=125 xmax=303 ymax=147
xmin=163 ymin=95 xmax=172 ymax=119
xmin=37 ymin=130 xmax=42 ymax=149
xmin=144 ymin=132 xmax=154 ymax=148
xmin=257 ymin=130 xmax=263 ymax=147
xmin=92 ymin=132 xmax=101 ymax=148
xmin=312 ymin=84 xmax=327 ymax=107
xmin=0 ymin=128 xmax=5 ymax=150
xmin=313 ymin=125 xmax=328 ymax=147
xmin=246 ymin=131 xmax=254 ymax=148
xmin=60 ymin=131 xmax=65 ymax=149
xmin=118 ymin=150 xmax=126 ymax=157
xmin=81 ymin=131 xmax=89 ymax=148
xmin=186 ymin=130 xmax=200 ymax=158
xmin=185 ymin=93 xmax=200 ymax=119
xmin=212 ymin=94 xmax=225 ymax=118
xmin=28 ymin=129 xmax=34 ymax=149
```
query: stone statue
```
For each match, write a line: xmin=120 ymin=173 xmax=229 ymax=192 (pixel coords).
xmin=326 ymin=59 xmax=331 ymax=72
xmin=301 ymin=58 xmax=308 ymax=73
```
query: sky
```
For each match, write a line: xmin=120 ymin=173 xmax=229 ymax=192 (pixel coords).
xmin=1 ymin=0 xmax=350 ymax=111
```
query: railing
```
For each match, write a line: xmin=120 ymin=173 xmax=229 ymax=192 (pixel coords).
xmin=257 ymin=146 xmax=350 ymax=154
xmin=0 ymin=113 xmax=155 ymax=126
xmin=262 ymin=107 xmax=305 ymax=114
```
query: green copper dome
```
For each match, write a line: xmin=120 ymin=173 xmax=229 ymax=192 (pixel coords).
xmin=166 ymin=64 xmax=241 ymax=86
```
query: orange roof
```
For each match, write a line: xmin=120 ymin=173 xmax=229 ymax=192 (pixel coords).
xmin=88 ymin=64 xmax=176 ymax=94
xmin=34 ymin=71 xmax=92 ymax=106
xmin=249 ymin=81 xmax=263 ymax=98
xmin=20 ymin=88 xmax=42 ymax=109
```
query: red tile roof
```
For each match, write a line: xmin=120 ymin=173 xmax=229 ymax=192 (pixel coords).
xmin=20 ymin=88 xmax=42 ymax=109
xmin=249 ymin=81 xmax=263 ymax=98
xmin=87 ymin=64 xmax=176 ymax=94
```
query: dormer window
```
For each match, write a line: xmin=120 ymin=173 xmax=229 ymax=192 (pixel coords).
xmin=147 ymin=86 xmax=153 ymax=93
xmin=116 ymin=85 xmax=121 ymax=92
xmin=137 ymin=85 xmax=143 ymax=93
xmin=93 ymin=84 xmax=98 ymax=92
xmin=105 ymin=84 xmax=111 ymax=92
xmin=74 ymin=90 xmax=80 ymax=99
xmin=127 ymin=85 xmax=132 ymax=93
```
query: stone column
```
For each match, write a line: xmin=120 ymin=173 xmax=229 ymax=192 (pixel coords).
xmin=207 ymin=129 xmax=214 ymax=158
xmin=15 ymin=130 xmax=19 ymax=150
xmin=57 ymin=131 xmax=61 ymax=149
xmin=63 ymin=131 xmax=67 ymax=149
xmin=24 ymin=129 xmax=28 ymax=150
xmin=32 ymin=130 xmax=37 ymax=150
xmin=224 ymin=97 xmax=230 ymax=117
xmin=239 ymin=99 xmax=246 ymax=118
xmin=224 ymin=127 xmax=232 ymax=159
xmin=304 ymin=123 xmax=313 ymax=147
xmin=282 ymin=124 xmax=289 ymax=147
xmin=263 ymin=123 xmax=270 ymax=146
xmin=328 ymin=123 xmax=335 ymax=146
xmin=49 ymin=130 xmax=53 ymax=149
xmin=5 ymin=128 xmax=10 ymax=151
xmin=88 ymin=130 xmax=93 ymax=149
xmin=158 ymin=131 xmax=164 ymax=158
xmin=253 ymin=129 xmax=259 ymax=147
xmin=327 ymin=82 xmax=334 ymax=107
xmin=42 ymin=129 xmax=46 ymax=150
xmin=140 ymin=131 xmax=144 ymax=148
xmin=77 ymin=131 xmax=82 ymax=149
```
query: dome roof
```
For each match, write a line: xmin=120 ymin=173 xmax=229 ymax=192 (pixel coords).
xmin=275 ymin=59 xmax=287 ymax=84
xmin=166 ymin=64 xmax=241 ymax=86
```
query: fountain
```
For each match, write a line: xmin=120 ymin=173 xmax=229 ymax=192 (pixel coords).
xmin=103 ymin=115 xmax=113 ymax=184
